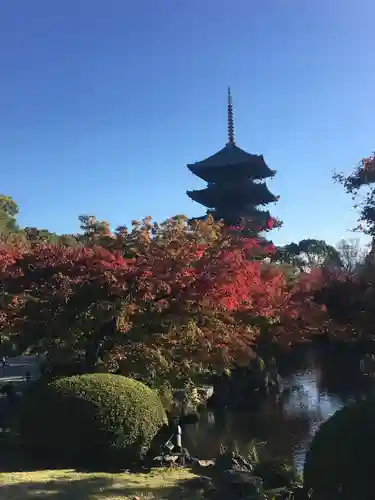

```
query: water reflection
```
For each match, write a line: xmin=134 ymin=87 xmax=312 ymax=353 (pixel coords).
xmin=185 ymin=350 xmax=375 ymax=470
xmin=280 ymin=368 xmax=343 ymax=468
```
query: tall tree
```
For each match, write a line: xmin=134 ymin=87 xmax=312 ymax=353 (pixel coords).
xmin=0 ymin=195 xmax=20 ymax=234
xmin=334 ymin=152 xmax=375 ymax=236
xmin=77 ymin=215 xmax=113 ymax=246
xmin=24 ymin=227 xmax=79 ymax=246
xmin=0 ymin=216 xmax=325 ymax=382
xmin=275 ymin=239 xmax=341 ymax=271
xmin=336 ymin=238 xmax=368 ymax=274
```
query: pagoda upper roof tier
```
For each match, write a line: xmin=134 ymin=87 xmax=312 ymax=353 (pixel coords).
xmin=187 ymin=182 xmax=278 ymax=209
xmin=187 ymin=142 xmax=275 ymax=183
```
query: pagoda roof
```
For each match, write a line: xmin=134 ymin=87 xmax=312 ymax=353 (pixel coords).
xmin=187 ymin=142 xmax=275 ymax=182
xmin=187 ymin=182 xmax=278 ymax=209
xmin=214 ymin=207 xmax=271 ymax=219
xmin=191 ymin=208 xmax=272 ymax=230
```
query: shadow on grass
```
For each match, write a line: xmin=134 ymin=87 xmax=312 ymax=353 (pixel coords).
xmin=0 ymin=473 xmax=206 ymax=500
xmin=0 ymin=477 xmax=111 ymax=500
xmin=0 ymin=445 xmax=49 ymax=473
xmin=0 ymin=440 xmax=209 ymax=498
xmin=0 ymin=445 xmax=151 ymax=474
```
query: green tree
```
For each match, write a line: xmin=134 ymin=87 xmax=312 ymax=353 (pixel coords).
xmin=24 ymin=227 xmax=79 ymax=247
xmin=77 ymin=215 xmax=113 ymax=246
xmin=275 ymin=239 xmax=341 ymax=271
xmin=0 ymin=195 xmax=20 ymax=233
xmin=334 ymin=152 xmax=375 ymax=236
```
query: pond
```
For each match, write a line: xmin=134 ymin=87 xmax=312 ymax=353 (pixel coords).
xmin=185 ymin=346 xmax=375 ymax=470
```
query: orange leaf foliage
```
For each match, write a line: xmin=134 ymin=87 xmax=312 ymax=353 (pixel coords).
xmin=0 ymin=216 xmax=328 ymax=379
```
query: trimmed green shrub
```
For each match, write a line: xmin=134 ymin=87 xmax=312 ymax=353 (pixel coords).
xmin=18 ymin=373 xmax=167 ymax=467
xmin=304 ymin=398 xmax=375 ymax=499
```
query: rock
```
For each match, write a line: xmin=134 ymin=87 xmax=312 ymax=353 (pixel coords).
xmin=152 ymin=454 xmax=179 ymax=465
xmin=214 ymin=451 xmax=253 ymax=472
xmin=181 ymin=476 xmax=217 ymax=500
xmin=179 ymin=411 xmax=200 ymax=425
xmin=172 ymin=385 xmax=214 ymax=414
xmin=172 ymin=389 xmax=188 ymax=404
xmin=196 ymin=459 xmax=215 ymax=468
xmin=171 ymin=389 xmax=196 ymax=415
xmin=184 ymin=475 xmax=214 ymax=490
xmin=187 ymin=456 xmax=201 ymax=467
xmin=196 ymin=385 xmax=214 ymax=401
xmin=188 ymin=455 xmax=216 ymax=471
xmin=219 ymin=470 xmax=263 ymax=497
xmin=253 ymin=458 xmax=300 ymax=489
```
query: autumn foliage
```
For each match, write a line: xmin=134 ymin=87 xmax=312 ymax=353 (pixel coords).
xmin=0 ymin=215 xmax=328 ymax=383
xmin=324 ymin=152 xmax=375 ymax=340
xmin=1 ymin=148 xmax=374 ymax=386
xmin=334 ymin=152 xmax=375 ymax=236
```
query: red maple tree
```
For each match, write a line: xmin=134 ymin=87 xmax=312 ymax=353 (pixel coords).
xmin=0 ymin=216 xmax=327 ymax=381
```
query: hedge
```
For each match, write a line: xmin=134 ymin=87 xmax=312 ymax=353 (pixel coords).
xmin=18 ymin=373 xmax=167 ymax=467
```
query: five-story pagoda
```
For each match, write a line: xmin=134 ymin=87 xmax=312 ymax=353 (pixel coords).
xmin=187 ymin=88 xmax=280 ymax=233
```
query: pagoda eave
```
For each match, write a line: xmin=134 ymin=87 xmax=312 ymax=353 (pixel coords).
xmin=191 ymin=209 xmax=273 ymax=230
xmin=187 ymin=189 xmax=278 ymax=208
xmin=187 ymin=162 xmax=275 ymax=182
xmin=187 ymin=143 xmax=274 ymax=182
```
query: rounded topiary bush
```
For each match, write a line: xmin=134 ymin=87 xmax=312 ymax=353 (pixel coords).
xmin=304 ymin=398 xmax=375 ymax=499
xmin=18 ymin=373 xmax=167 ymax=467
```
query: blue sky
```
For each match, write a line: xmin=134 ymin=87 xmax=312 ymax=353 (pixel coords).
xmin=0 ymin=0 xmax=374 ymax=245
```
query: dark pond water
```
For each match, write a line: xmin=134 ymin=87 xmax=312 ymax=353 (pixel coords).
xmin=185 ymin=347 xmax=375 ymax=470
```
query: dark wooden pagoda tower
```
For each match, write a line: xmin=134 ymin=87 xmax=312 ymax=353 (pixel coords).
xmin=187 ymin=88 xmax=279 ymax=232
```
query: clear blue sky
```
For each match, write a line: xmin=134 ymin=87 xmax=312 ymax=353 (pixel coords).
xmin=0 ymin=1 xmax=374 ymax=245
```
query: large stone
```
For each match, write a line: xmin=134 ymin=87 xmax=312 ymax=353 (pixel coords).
xmin=172 ymin=385 xmax=214 ymax=415
xmin=214 ymin=451 xmax=253 ymax=473
xmin=219 ymin=470 xmax=263 ymax=497
xmin=196 ymin=385 xmax=214 ymax=401
xmin=253 ymin=457 xmax=299 ymax=489
xmin=182 ymin=475 xmax=215 ymax=493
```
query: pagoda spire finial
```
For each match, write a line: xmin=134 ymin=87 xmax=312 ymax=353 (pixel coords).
xmin=227 ymin=86 xmax=235 ymax=145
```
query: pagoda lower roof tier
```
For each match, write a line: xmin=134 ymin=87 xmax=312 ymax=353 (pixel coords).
xmin=187 ymin=183 xmax=278 ymax=209
xmin=187 ymin=142 xmax=275 ymax=183
xmin=192 ymin=209 xmax=272 ymax=229
xmin=209 ymin=207 xmax=271 ymax=221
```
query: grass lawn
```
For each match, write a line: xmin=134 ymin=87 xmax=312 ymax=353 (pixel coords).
xmin=0 ymin=467 xmax=205 ymax=500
